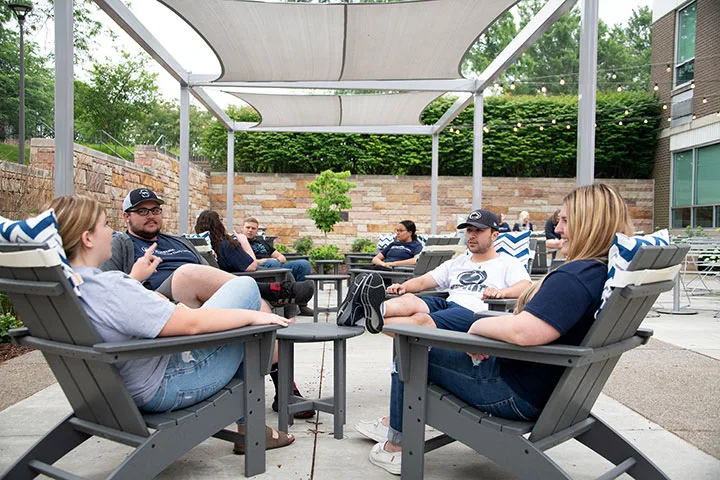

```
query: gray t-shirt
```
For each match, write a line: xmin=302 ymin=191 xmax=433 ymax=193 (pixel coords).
xmin=75 ymin=266 xmax=176 ymax=406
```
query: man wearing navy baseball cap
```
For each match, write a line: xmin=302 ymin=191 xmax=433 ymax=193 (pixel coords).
xmin=339 ymin=208 xmax=531 ymax=335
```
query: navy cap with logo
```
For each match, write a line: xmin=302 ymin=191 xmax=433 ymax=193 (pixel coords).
xmin=122 ymin=188 xmax=165 ymax=212
xmin=457 ymin=209 xmax=500 ymax=231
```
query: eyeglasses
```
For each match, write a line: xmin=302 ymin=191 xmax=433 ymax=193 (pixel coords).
xmin=128 ymin=207 xmax=162 ymax=216
xmin=395 ymin=228 xmax=407 ymax=233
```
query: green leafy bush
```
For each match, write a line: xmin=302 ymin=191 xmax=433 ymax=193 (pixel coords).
xmin=1 ymin=292 xmax=22 ymax=343
xmin=351 ymin=238 xmax=376 ymax=253
xmin=201 ymin=93 xmax=659 ymax=179
xmin=309 ymin=245 xmax=344 ymax=273
xmin=274 ymin=243 xmax=290 ymax=254
xmin=293 ymin=237 xmax=314 ymax=255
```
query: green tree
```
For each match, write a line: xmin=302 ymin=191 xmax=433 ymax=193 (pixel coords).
xmin=306 ymin=170 xmax=356 ymax=240
xmin=0 ymin=26 xmax=54 ymax=141
xmin=74 ymin=52 xmax=159 ymax=144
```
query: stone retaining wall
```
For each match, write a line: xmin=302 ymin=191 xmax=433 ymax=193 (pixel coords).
xmin=1 ymin=141 xmax=654 ymax=252
xmin=211 ymin=173 xmax=654 ymax=251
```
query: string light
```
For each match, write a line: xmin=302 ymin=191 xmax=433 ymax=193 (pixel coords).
xmin=618 ymin=121 xmax=623 ymax=125
xmin=702 ymin=97 xmax=708 ymax=103
xmin=552 ymin=119 xmax=557 ymax=124
xmin=611 ymin=71 xmax=617 ymax=79
xmin=510 ymin=82 xmax=516 ymax=90
xmin=559 ymin=78 xmax=565 ymax=86
xmin=690 ymin=82 xmax=695 ymax=89
xmin=667 ymin=117 xmax=672 ymax=122
xmin=616 ymin=84 xmax=623 ymax=92
xmin=566 ymin=124 xmax=571 ymax=129
xmin=662 ymin=104 xmax=668 ymax=110
xmin=541 ymin=86 xmax=547 ymax=93
xmin=483 ymin=126 xmax=489 ymax=133
xmin=455 ymin=129 xmax=461 ymax=135
xmin=448 ymin=127 xmax=454 ymax=133
xmin=513 ymin=126 xmax=518 ymax=132
xmin=666 ymin=63 xmax=672 ymax=73
xmin=692 ymin=115 xmax=697 ymax=120
xmin=643 ymin=119 xmax=648 ymax=124
xmin=539 ymin=126 xmax=544 ymax=131
xmin=654 ymin=83 xmax=659 ymax=91
xmin=625 ymin=109 xmax=630 ymax=115
xmin=517 ymin=122 xmax=522 ymax=128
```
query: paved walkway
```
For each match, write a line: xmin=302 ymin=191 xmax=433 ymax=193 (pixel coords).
xmin=1 ymin=282 xmax=719 ymax=479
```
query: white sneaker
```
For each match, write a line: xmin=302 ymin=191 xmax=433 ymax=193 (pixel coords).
xmin=355 ymin=417 xmax=389 ymax=443
xmin=369 ymin=442 xmax=401 ymax=475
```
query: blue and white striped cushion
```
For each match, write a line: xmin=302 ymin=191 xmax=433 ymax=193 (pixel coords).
xmin=596 ymin=229 xmax=670 ymax=317
xmin=494 ymin=230 xmax=531 ymax=264
xmin=183 ymin=231 xmax=215 ymax=255
xmin=0 ymin=209 xmax=81 ymax=296
xmin=376 ymin=233 xmax=395 ymax=251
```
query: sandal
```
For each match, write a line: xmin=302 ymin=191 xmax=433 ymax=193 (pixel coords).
xmin=233 ymin=425 xmax=295 ymax=455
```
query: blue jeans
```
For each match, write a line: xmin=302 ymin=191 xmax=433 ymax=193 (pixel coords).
xmin=388 ymin=348 xmax=540 ymax=444
xmin=261 ymin=259 xmax=311 ymax=282
xmin=141 ymin=276 xmax=261 ymax=423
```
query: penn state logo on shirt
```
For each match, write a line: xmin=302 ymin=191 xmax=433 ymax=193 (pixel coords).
xmin=457 ymin=269 xmax=487 ymax=286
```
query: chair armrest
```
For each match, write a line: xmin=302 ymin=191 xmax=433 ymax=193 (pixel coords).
xmin=474 ymin=310 xmax=512 ymax=318
xmin=233 ymin=268 xmax=291 ymax=282
xmin=385 ymin=324 xmax=647 ymax=371
xmin=12 ymin=325 xmax=280 ymax=365
xmin=485 ymin=298 xmax=517 ymax=311
xmin=349 ymin=268 xmax=414 ymax=280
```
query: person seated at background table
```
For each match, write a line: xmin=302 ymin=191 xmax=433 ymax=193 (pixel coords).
xmin=545 ymin=208 xmax=563 ymax=249
xmin=369 ymin=220 xmax=423 ymax=271
xmin=195 ymin=210 xmax=258 ymax=273
xmin=242 ymin=217 xmax=313 ymax=316
xmin=498 ymin=213 xmax=511 ymax=233
xmin=355 ymin=183 xmax=634 ymax=475
xmin=50 ymin=194 xmax=295 ymax=454
xmin=512 ymin=210 xmax=533 ymax=232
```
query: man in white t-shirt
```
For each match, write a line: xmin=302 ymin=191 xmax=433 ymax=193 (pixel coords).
xmin=338 ymin=209 xmax=532 ymax=334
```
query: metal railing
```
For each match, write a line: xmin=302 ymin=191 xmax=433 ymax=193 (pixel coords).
xmin=94 ymin=130 xmax=134 ymax=160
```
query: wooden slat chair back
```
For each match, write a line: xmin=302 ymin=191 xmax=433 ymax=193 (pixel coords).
xmin=349 ymin=249 xmax=455 ymax=284
xmin=0 ymin=243 xmax=276 ymax=479
xmin=0 ymin=244 xmax=148 ymax=438
xmin=385 ymin=244 xmax=688 ymax=480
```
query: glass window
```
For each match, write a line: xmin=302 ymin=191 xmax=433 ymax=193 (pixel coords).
xmin=671 ymin=144 xmax=720 ymax=228
xmin=675 ymin=1 xmax=696 ymax=85
xmin=673 ymin=150 xmax=693 ymax=207
xmin=694 ymin=207 xmax=713 ymax=228
xmin=695 ymin=144 xmax=720 ymax=205
xmin=672 ymin=208 xmax=691 ymax=228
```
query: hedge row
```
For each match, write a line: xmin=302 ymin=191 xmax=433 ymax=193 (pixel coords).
xmin=202 ymin=91 xmax=660 ymax=178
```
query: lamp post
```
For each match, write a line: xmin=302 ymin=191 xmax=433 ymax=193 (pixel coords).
xmin=9 ymin=1 xmax=33 ymax=165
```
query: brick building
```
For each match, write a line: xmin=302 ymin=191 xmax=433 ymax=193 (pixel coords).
xmin=651 ymin=0 xmax=720 ymax=229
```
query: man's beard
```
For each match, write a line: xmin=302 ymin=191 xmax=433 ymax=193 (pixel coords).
xmin=130 ymin=222 xmax=161 ymax=240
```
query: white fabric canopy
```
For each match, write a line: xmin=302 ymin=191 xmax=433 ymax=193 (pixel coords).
xmin=226 ymin=91 xmax=442 ymax=128
xmin=161 ymin=0 xmax=518 ymax=82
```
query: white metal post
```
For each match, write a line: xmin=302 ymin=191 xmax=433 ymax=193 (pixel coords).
xmin=54 ymin=0 xmax=73 ymax=195
xmin=473 ymin=94 xmax=484 ymax=209
xmin=430 ymin=133 xmax=439 ymax=235
xmin=576 ymin=0 xmax=599 ymax=186
xmin=179 ymin=86 xmax=190 ymax=234
xmin=226 ymin=130 xmax=235 ymax=230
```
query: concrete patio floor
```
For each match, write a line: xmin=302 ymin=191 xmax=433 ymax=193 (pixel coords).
xmin=1 ymin=281 xmax=719 ymax=479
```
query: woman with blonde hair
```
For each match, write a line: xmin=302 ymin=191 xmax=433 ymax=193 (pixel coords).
xmin=49 ymin=195 xmax=295 ymax=453
xmin=512 ymin=210 xmax=533 ymax=232
xmin=358 ymin=183 xmax=634 ymax=475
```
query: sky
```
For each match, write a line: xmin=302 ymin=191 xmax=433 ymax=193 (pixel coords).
xmin=31 ymin=0 xmax=655 ymax=110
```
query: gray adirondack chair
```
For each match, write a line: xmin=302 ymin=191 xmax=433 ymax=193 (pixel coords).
xmin=384 ymin=244 xmax=688 ymax=479
xmin=349 ymin=249 xmax=457 ymax=284
xmin=0 ymin=243 xmax=278 ymax=479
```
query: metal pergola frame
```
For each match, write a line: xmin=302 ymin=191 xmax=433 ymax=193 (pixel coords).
xmin=54 ymin=0 xmax=598 ymax=234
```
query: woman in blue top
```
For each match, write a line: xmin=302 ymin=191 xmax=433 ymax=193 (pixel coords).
xmin=371 ymin=220 xmax=423 ymax=270
xmin=50 ymin=195 xmax=295 ymax=454
xmin=195 ymin=210 xmax=258 ymax=273
xmin=356 ymin=184 xmax=635 ymax=475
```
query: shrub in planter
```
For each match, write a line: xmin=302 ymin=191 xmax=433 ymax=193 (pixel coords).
xmin=309 ymin=244 xmax=343 ymax=273
xmin=293 ymin=237 xmax=314 ymax=255
xmin=351 ymin=238 xmax=376 ymax=253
